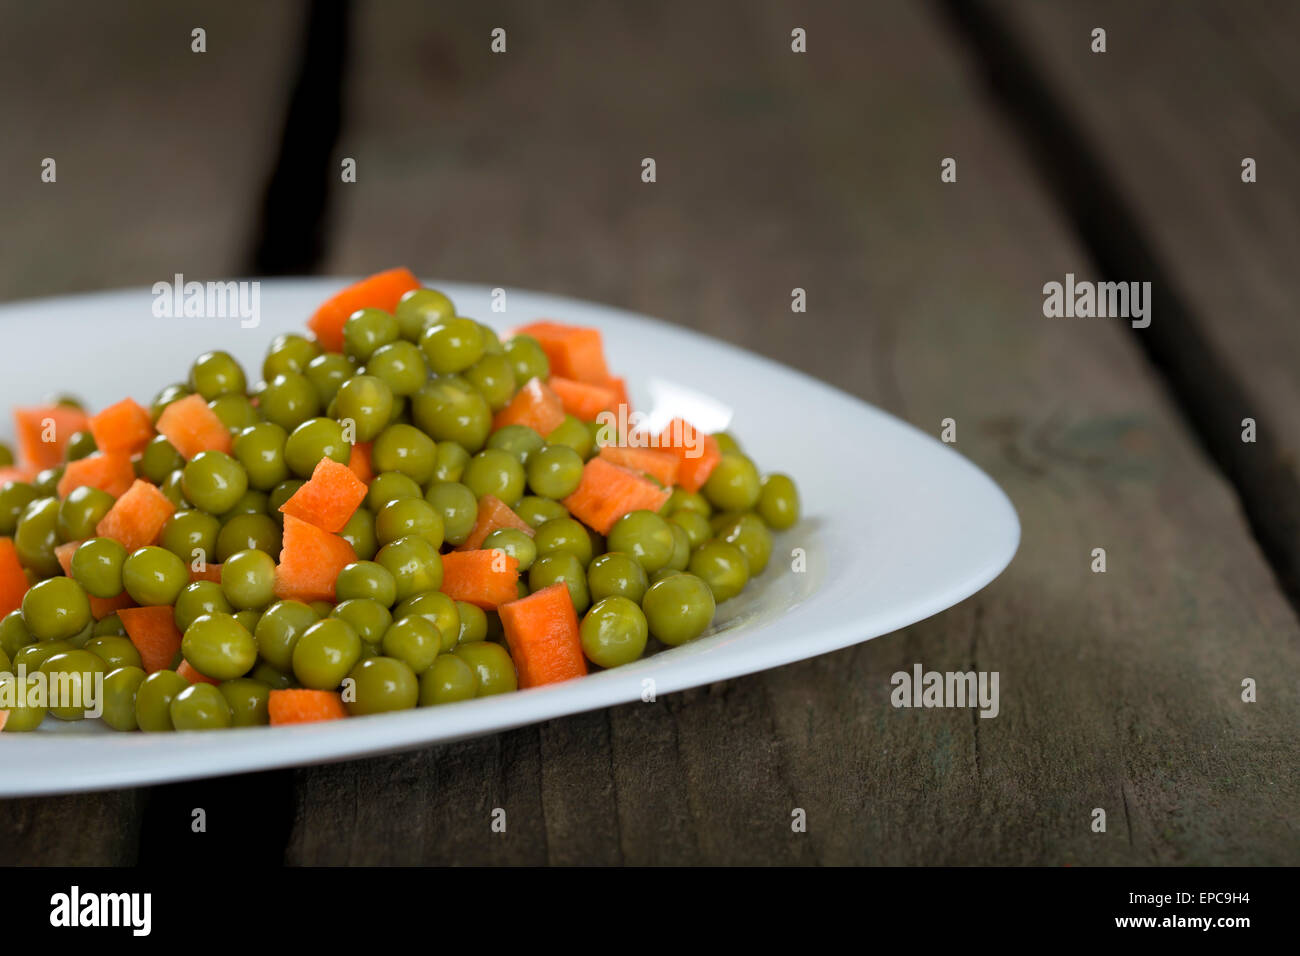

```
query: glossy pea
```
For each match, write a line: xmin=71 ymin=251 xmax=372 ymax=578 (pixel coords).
xmin=331 ymin=598 xmax=393 ymax=645
xmin=370 ymin=423 xmax=437 ymax=484
xmin=504 ymin=335 xmax=550 ymax=383
xmin=687 ymin=540 xmax=749 ymax=603
xmin=424 ymin=481 xmax=478 ymax=546
xmin=346 ymin=656 xmax=419 ymax=715
xmin=233 ymin=422 xmax=290 ymax=491
xmin=642 ymin=572 xmax=716 ymax=646
xmin=454 ymin=641 xmax=518 ymax=697
xmin=344 ymin=307 xmax=400 ymax=362
xmin=394 ymin=590 xmax=459 ymax=651
xmin=254 ymin=600 xmax=318 ymax=671
xmin=463 ymin=448 xmax=526 ymax=506
xmin=487 ymin=424 xmax=544 ymax=465
xmin=15 ymin=496 xmax=62 ymax=577
xmin=160 ymin=510 xmax=220 ymax=567
xmin=182 ymin=613 xmax=258 ymax=681
xmin=174 ymin=581 xmax=233 ymax=632
xmin=263 ymin=332 xmax=322 ymax=379
xmin=454 ymin=601 xmax=487 ymax=644
xmin=718 ymin=512 xmax=773 ymax=575
xmin=190 ymin=350 xmax=247 ymax=400
xmin=0 ymin=481 xmax=40 ymax=535
xmin=209 ymin=394 xmax=262 ymax=432
xmin=0 ymin=610 xmax=36 ymax=659
xmin=135 ymin=669 xmax=190 ymax=732
xmin=92 ymin=613 xmax=127 ymax=638
xmin=221 ymin=549 xmax=277 ymax=609
xmin=528 ymin=551 xmax=590 ymax=614
xmin=218 ymin=677 xmax=271 ymax=726
xmin=420 ymin=316 xmax=484 ymax=374
xmin=432 ymin=441 xmax=470 ymax=483
xmin=395 ymin=288 xmax=455 ymax=341
xmin=21 ymin=576 xmax=91 ymax=641
xmin=101 ymin=665 xmax=146 ymax=731
xmin=257 ymin=371 xmax=320 ymax=431
xmin=375 ymin=535 xmax=443 ymax=602
xmin=150 ymin=382 xmax=192 ymax=422
xmin=483 ymin=528 xmax=537 ymax=573
xmin=84 ymin=635 xmax=143 ymax=671
xmin=463 ymin=351 xmax=517 ymax=411
xmin=607 ymin=510 xmax=675 ymax=573
xmin=526 ymin=444 xmax=584 ymax=499
xmin=122 ymin=546 xmax=189 ymax=606
xmin=534 ymin=516 xmax=594 ymax=566
xmin=545 ymin=415 xmax=594 ymax=460
xmin=375 ymin=496 xmax=444 ymax=548
xmin=70 ymin=537 xmax=128 ymax=599
xmin=380 ymin=616 xmax=441 ymax=675
xmin=138 ymin=435 xmax=186 ymax=484
xmin=170 ymin=683 xmax=234 ymax=730
xmin=702 ymin=453 xmax=761 ymax=512
xmin=515 ymin=495 xmax=568 ymax=529
xmin=586 ymin=552 xmax=648 ymax=604
xmin=216 ymin=513 xmax=281 ymax=562
xmin=304 ymin=353 xmax=357 ymax=407
xmin=419 ymin=653 xmax=477 ymax=705
xmin=757 ymin=473 xmax=800 ymax=530
xmin=40 ymin=649 xmax=106 ymax=720
xmin=580 ymin=596 xmax=648 ymax=668
xmin=335 ymin=561 xmax=398 ymax=606
xmin=57 ymin=486 xmax=115 ymax=541
xmin=339 ymin=506 xmax=377 ymax=560
xmin=182 ymin=450 xmax=248 ymax=514
xmin=410 ymin=376 xmax=492 ymax=453
xmin=334 ymin=374 xmax=394 ymax=443
xmin=292 ymin=617 xmax=362 ymax=689
xmin=367 ymin=340 xmax=428 ymax=397
xmin=285 ymin=417 xmax=350 ymax=478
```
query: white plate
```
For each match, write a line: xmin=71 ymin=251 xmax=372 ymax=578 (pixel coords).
xmin=0 ymin=280 xmax=1018 ymax=795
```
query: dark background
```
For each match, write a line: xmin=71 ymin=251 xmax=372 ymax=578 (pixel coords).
xmin=1 ymin=0 xmax=1297 ymax=865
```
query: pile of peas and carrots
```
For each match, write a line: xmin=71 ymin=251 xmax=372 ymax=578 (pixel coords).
xmin=0 ymin=268 xmax=800 ymax=732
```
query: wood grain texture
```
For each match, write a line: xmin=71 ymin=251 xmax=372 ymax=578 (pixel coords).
xmin=284 ymin=0 xmax=1300 ymax=864
xmin=983 ymin=0 xmax=1300 ymax=601
xmin=0 ymin=0 xmax=302 ymax=865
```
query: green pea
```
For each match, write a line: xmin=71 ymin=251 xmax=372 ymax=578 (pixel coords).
xmin=182 ymin=613 xmax=257 ymax=681
xmin=0 ymin=673 xmax=47 ymax=731
xmin=666 ymin=521 xmax=692 ymax=572
xmin=526 ymin=444 xmax=584 ymax=499
xmin=15 ymin=496 xmax=62 ymax=577
xmin=174 ymin=580 xmax=233 ymax=632
xmin=642 ymin=572 xmax=715 ymax=645
xmin=528 ymin=551 xmax=590 ymax=614
xmin=331 ymin=598 xmax=393 ymax=646
xmin=713 ymin=431 xmax=742 ymax=456
xmin=670 ymin=510 xmax=712 ymax=550
xmin=170 ymin=682 xmax=234 ymax=730
xmin=395 ymin=288 xmax=455 ymax=340
xmin=217 ymin=489 xmax=270 ymax=522
xmin=344 ymin=656 xmax=419 ymax=715
xmin=487 ymin=424 xmax=544 ymax=466
xmin=304 ymin=352 xmax=357 ymax=407
xmin=55 ymin=487 xmax=112 ymax=542
xmin=504 ymin=334 xmax=550 ymax=383
xmin=83 ymin=634 xmax=143 ymax=671
xmin=0 ymin=481 xmax=40 ymax=536
xmin=420 ymin=316 xmax=484 ymax=374
xmin=702 ymin=453 xmax=761 ymax=512
xmin=464 ymin=351 xmax=517 ymax=411
xmin=190 ymin=350 xmax=247 ymax=400
xmin=534 ymin=516 xmax=594 ymax=566
xmin=122 ymin=546 xmax=189 ymax=606
xmin=70 ymin=537 xmax=127 ymax=599
xmin=344 ymin=307 xmax=400 ymax=362
xmin=367 ymin=340 xmax=428 ymax=397
xmin=218 ymin=677 xmax=271 ymax=726
xmin=545 ymin=415 xmax=594 ymax=460
xmin=335 ymin=561 xmax=397 ymax=606
xmin=454 ymin=641 xmax=518 ymax=696
xmin=39 ymin=649 xmax=106 ymax=720
xmin=339 ymin=506 xmax=377 ymax=560
xmin=607 ymin=510 xmax=675 ymax=573
xmin=0 ymin=442 xmax=12 ymax=467
xmin=157 ymin=510 xmax=216 ymax=568
xmin=284 ymin=417 xmax=350 ymax=478
xmin=101 ymin=665 xmax=146 ymax=731
xmin=21 ymin=576 xmax=91 ymax=641
xmin=454 ymin=601 xmax=487 ymax=644
xmin=380 ymin=616 xmax=440 ymax=675
xmin=482 ymin=528 xmax=537 ymax=573
xmin=216 ymin=513 xmax=281 ymax=563
xmin=757 ymin=473 xmax=800 ymax=530
xmin=371 ymin=423 xmax=436 ymax=484
xmin=135 ymin=669 xmax=190 ymax=732
xmin=254 ymin=600 xmax=318 ymax=671
xmin=375 ymin=535 xmax=443 ymax=602
xmin=432 ymin=441 xmax=471 ymax=483
xmin=587 ymin=552 xmax=648 ymax=604
xmin=0 ymin=610 xmax=36 ymax=659
xmin=292 ymin=617 xmax=362 ymax=689
xmin=463 ymin=448 xmax=527 ymax=506
xmin=32 ymin=467 xmax=63 ymax=498
xmin=717 ymin=512 xmax=773 ymax=575
xmin=150 ymin=382 xmax=192 ymax=422
xmin=62 ymin=429 xmax=96 ymax=461
xmin=394 ymin=590 xmax=459 ymax=651
xmin=687 ymin=540 xmax=749 ymax=603
xmin=208 ymin=394 xmax=262 ymax=433
xmin=263 ymin=332 xmax=322 ymax=379
xmin=515 ymin=495 xmax=568 ymax=529
xmin=375 ymin=497 xmax=444 ymax=548
xmin=310 ymin=600 xmax=335 ymax=618
xmin=221 ymin=549 xmax=277 ymax=609
xmin=418 ymin=653 xmax=477 ymax=705
xmin=411 ymin=376 xmax=492 ymax=452
xmin=365 ymin=472 xmax=420 ymax=512
xmin=666 ymin=488 xmax=712 ymax=517
xmin=182 ymin=450 xmax=248 ymax=514
xmin=137 ymin=435 xmax=185 ymax=484
xmin=268 ymin=479 xmax=305 ymax=523
xmin=250 ymin=660 xmax=295 ymax=689
xmin=92 ymin=613 xmax=127 ymax=638
xmin=234 ymin=608 xmax=262 ymax=633
xmin=334 ymin=375 xmax=394 ymax=443
xmin=13 ymin=640 xmax=71 ymax=673
xmin=424 ymin=481 xmax=477 ymax=546
xmin=233 ymin=422 xmax=290 ymax=491
xmin=580 ymin=596 xmax=648 ymax=668
xmin=159 ymin=469 xmax=189 ymax=508
xmin=256 ymin=371 xmax=321 ymax=431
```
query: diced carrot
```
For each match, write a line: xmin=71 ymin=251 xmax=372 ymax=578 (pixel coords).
xmin=88 ymin=397 xmax=154 ymax=455
xmin=456 ymin=494 xmax=534 ymax=551
xmin=189 ymin=563 xmax=223 ymax=584
xmin=268 ymin=688 xmax=348 ymax=725
xmin=598 ymin=445 xmax=679 ymax=488
xmin=13 ymin=405 xmax=90 ymax=472
xmin=499 ymin=582 xmax=586 ymax=689
xmin=439 ymin=549 xmax=520 ymax=609
xmin=0 ymin=711 xmax=8 ymax=732
xmin=0 ymin=538 xmax=30 ymax=618
xmin=54 ymin=540 xmax=81 ymax=576
xmin=547 ymin=376 xmax=618 ymax=422
xmin=492 ymin=378 xmax=566 ymax=436
xmin=89 ymin=592 xmax=134 ymax=621
xmin=655 ymin=418 xmax=721 ymax=493
xmin=95 ymin=479 xmax=176 ymax=553
xmin=272 ymin=514 xmax=356 ymax=603
xmin=56 ymin=451 xmax=136 ymax=499
xmin=177 ymin=659 xmax=221 ymax=685
xmin=278 ymin=456 xmax=367 ymax=533
xmin=597 ymin=375 xmax=631 ymax=414
xmin=307 ymin=268 xmax=421 ymax=353
xmin=562 ymin=457 xmax=672 ymax=534
xmin=512 ymin=322 xmax=610 ymax=383
xmin=155 ymin=393 xmax=232 ymax=459
xmin=347 ymin=441 xmax=373 ymax=483
xmin=119 ymin=606 xmax=183 ymax=674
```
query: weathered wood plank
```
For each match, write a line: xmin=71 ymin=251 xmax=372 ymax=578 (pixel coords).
xmin=982 ymin=0 xmax=1300 ymax=602
xmin=289 ymin=0 xmax=1293 ymax=864
xmin=0 ymin=0 xmax=303 ymax=865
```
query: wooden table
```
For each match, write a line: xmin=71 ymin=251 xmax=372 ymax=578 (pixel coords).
xmin=1 ymin=0 xmax=1296 ymax=866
